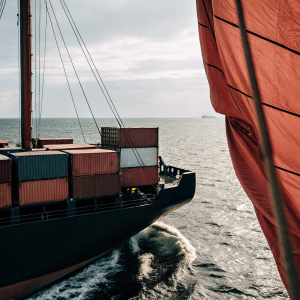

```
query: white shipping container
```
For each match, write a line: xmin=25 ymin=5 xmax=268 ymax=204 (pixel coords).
xmin=120 ymin=147 xmax=158 ymax=168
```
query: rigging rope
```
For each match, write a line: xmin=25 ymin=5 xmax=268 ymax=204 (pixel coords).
xmin=17 ymin=0 xmax=21 ymax=145
xmin=0 ymin=0 xmax=6 ymax=20
xmin=48 ymin=0 xmax=102 ymax=140
xmin=43 ymin=0 xmax=86 ymax=143
xmin=38 ymin=1 xmax=48 ymax=137
xmin=60 ymin=0 xmax=157 ymax=187
xmin=38 ymin=0 xmax=41 ymax=136
xmin=34 ymin=0 xmax=37 ymax=136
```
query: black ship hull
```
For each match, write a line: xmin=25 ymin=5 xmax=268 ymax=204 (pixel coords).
xmin=0 ymin=172 xmax=195 ymax=300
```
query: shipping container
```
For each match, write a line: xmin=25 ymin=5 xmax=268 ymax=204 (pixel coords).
xmin=0 ymin=183 xmax=12 ymax=208
xmin=101 ymin=127 xmax=158 ymax=148
xmin=10 ymin=151 xmax=68 ymax=182
xmin=43 ymin=144 xmax=99 ymax=150
xmin=72 ymin=173 xmax=121 ymax=199
xmin=0 ymin=155 xmax=12 ymax=183
xmin=37 ymin=138 xmax=73 ymax=148
xmin=0 ymin=148 xmax=21 ymax=156
xmin=0 ymin=140 xmax=8 ymax=148
xmin=19 ymin=178 xmax=69 ymax=205
xmin=121 ymin=166 xmax=158 ymax=187
xmin=120 ymin=147 xmax=158 ymax=168
xmin=64 ymin=149 xmax=119 ymax=176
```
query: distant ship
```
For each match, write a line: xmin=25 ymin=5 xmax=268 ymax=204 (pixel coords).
xmin=0 ymin=1 xmax=196 ymax=299
xmin=201 ymin=115 xmax=216 ymax=119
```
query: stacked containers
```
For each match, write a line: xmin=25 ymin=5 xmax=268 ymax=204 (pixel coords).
xmin=63 ymin=149 xmax=120 ymax=199
xmin=43 ymin=144 xmax=99 ymax=151
xmin=101 ymin=128 xmax=159 ymax=187
xmin=0 ymin=155 xmax=12 ymax=208
xmin=9 ymin=151 xmax=69 ymax=205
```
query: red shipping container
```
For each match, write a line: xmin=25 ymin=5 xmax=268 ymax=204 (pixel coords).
xmin=101 ymin=128 xmax=158 ymax=148
xmin=0 ymin=154 xmax=12 ymax=183
xmin=121 ymin=166 xmax=158 ymax=187
xmin=38 ymin=138 xmax=73 ymax=147
xmin=19 ymin=178 xmax=69 ymax=205
xmin=43 ymin=144 xmax=100 ymax=151
xmin=64 ymin=149 xmax=119 ymax=176
xmin=73 ymin=173 xmax=121 ymax=199
xmin=0 ymin=183 xmax=12 ymax=208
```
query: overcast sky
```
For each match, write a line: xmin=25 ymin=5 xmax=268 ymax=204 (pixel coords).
xmin=0 ymin=0 xmax=214 ymax=119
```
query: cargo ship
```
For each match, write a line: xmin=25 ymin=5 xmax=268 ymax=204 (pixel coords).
xmin=0 ymin=1 xmax=195 ymax=299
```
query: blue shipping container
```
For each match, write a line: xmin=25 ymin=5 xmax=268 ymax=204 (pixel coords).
xmin=0 ymin=148 xmax=22 ymax=156
xmin=10 ymin=151 xmax=68 ymax=181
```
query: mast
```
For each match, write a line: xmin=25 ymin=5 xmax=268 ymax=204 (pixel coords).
xmin=20 ymin=0 xmax=32 ymax=150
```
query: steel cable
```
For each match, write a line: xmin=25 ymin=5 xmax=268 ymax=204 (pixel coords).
xmin=48 ymin=0 xmax=102 ymax=140
xmin=0 ymin=0 xmax=6 ymax=20
xmin=43 ymin=0 xmax=86 ymax=143
xmin=60 ymin=0 xmax=157 ymax=187
xmin=38 ymin=2 xmax=48 ymax=137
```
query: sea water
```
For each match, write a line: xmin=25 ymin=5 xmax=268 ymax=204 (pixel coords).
xmin=0 ymin=118 xmax=288 ymax=299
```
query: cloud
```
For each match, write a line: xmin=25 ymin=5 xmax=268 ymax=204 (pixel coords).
xmin=0 ymin=0 xmax=214 ymax=118
xmin=33 ymin=24 xmax=204 ymax=85
xmin=0 ymin=90 xmax=19 ymax=116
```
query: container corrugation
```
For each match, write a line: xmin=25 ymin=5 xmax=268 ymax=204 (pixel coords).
xmin=19 ymin=178 xmax=69 ymax=205
xmin=0 ymin=183 xmax=12 ymax=208
xmin=120 ymin=147 xmax=158 ymax=168
xmin=101 ymin=127 xmax=158 ymax=148
xmin=0 ymin=155 xmax=12 ymax=183
xmin=120 ymin=128 xmax=158 ymax=148
xmin=10 ymin=151 xmax=68 ymax=181
xmin=64 ymin=149 xmax=119 ymax=176
xmin=72 ymin=173 xmax=121 ymax=199
xmin=43 ymin=144 xmax=100 ymax=150
xmin=121 ymin=166 xmax=158 ymax=187
xmin=38 ymin=138 xmax=73 ymax=147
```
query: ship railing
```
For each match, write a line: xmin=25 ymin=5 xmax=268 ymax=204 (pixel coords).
xmin=0 ymin=196 xmax=156 ymax=226
xmin=158 ymin=156 xmax=190 ymax=185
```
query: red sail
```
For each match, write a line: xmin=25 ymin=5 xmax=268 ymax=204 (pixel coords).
xmin=196 ymin=0 xmax=300 ymax=292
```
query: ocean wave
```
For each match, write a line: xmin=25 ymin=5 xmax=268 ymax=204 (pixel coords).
xmin=129 ymin=221 xmax=197 ymax=299
xmin=26 ymin=222 xmax=196 ymax=300
xmin=27 ymin=250 xmax=122 ymax=300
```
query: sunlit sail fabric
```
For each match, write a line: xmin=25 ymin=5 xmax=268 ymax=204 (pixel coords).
xmin=196 ymin=0 xmax=300 ymax=291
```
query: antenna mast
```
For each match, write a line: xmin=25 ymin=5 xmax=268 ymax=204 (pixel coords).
xmin=20 ymin=0 xmax=32 ymax=150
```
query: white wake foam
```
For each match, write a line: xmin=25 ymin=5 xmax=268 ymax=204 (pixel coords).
xmin=28 ymin=249 xmax=122 ymax=300
xmin=132 ymin=221 xmax=196 ymax=262
xmin=130 ymin=221 xmax=196 ymax=298
xmin=27 ymin=222 xmax=196 ymax=300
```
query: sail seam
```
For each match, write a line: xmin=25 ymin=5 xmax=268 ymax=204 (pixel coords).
xmin=228 ymin=85 xmax=300 ymax=118
xmin=198 ymin=22 xmax=210 ymax=30
xmin=214 ymin=15 xmax=300 ymax=57
xmin=275 ymin=166 xmax=300 ymax=177
xmin=198 ymin=22 xmax=217 ymax=42
xmin=203 ymin=60 xmax=249 ymax=120
xmin=201 ymin=0 xmax=216 ymax=42
xmin=203 ymin=60 xmax=225 ymax=76
xmin=228 ymin=85 xmax=251 ymax=98
xmin=203 ymin=60 xmax=300 ymax=118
